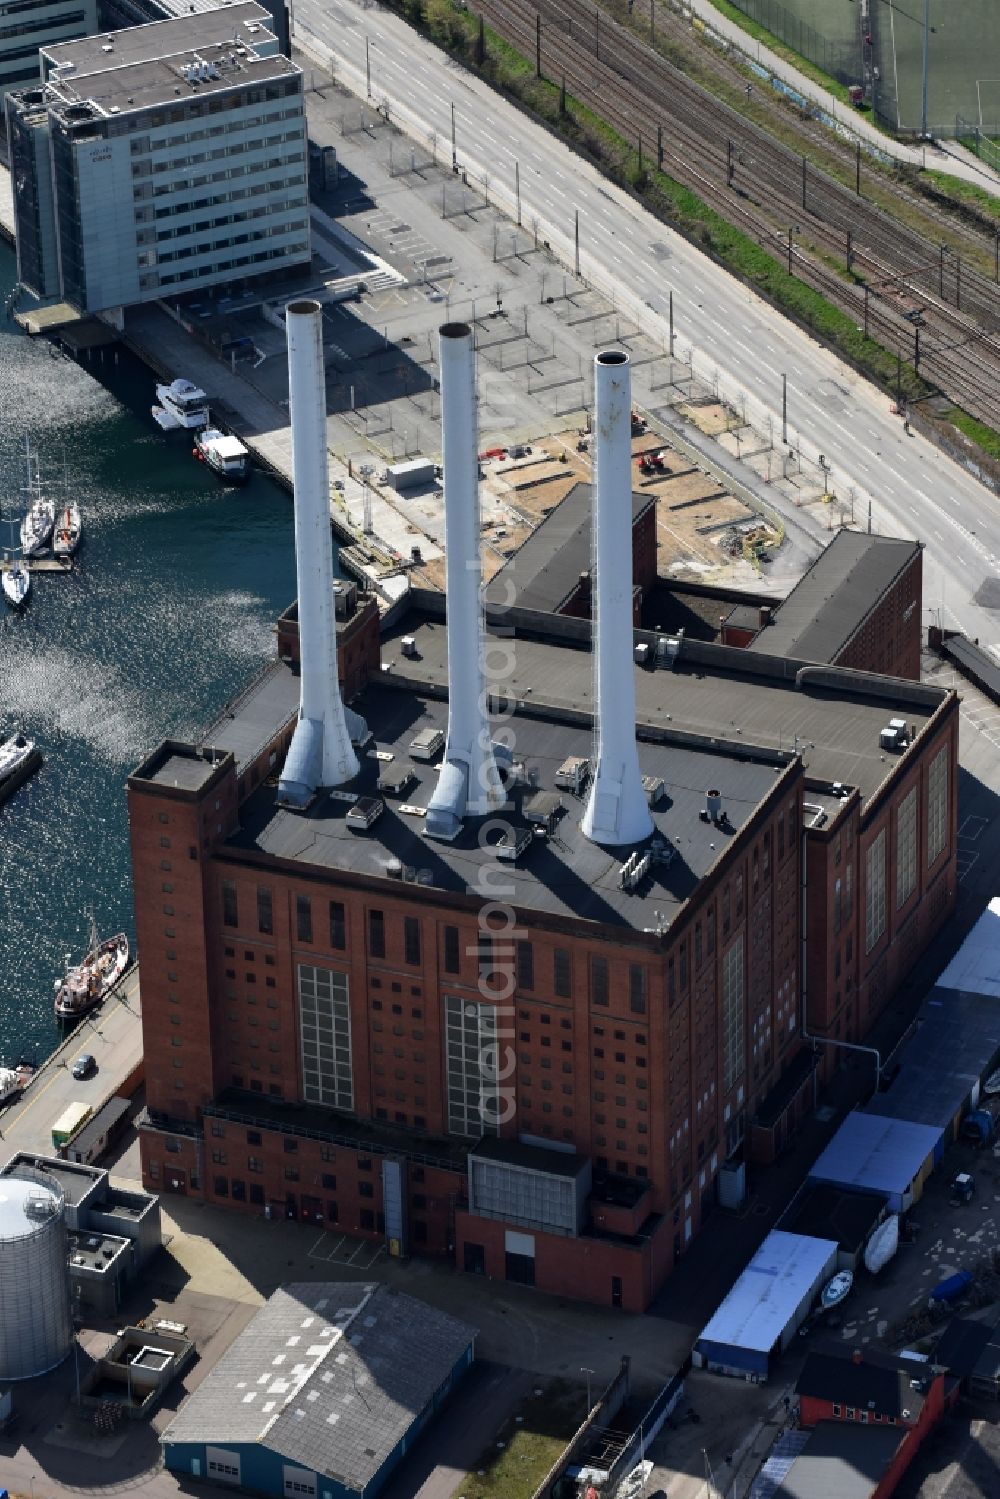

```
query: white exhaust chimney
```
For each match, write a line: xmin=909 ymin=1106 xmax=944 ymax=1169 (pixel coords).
xmin=425 ymin=322 xmax=505 ymax=841
xmin=278 ymin=299 xmax=365 ymax=808
xmin=582 ymin=350 xmax=654 ymax=847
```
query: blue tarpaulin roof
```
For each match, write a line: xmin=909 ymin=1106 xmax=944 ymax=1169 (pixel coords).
xmin=696 ymin=1231 xmax=837 ymax=1355
xmin=809 ymin=1111 xmax=939 ymax=1201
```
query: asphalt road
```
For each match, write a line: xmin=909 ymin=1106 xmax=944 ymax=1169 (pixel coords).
xmin=293 ymin=0 xmax=1000 ymax=652
xmin=0 ymin=966 xmax=142 ymax=1158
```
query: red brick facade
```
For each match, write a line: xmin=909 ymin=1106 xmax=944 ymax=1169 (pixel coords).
xmin=834 ymin=547 xmax=923 ymax=682
xmin=803 ymin=698 xmax=958 ymax=1054
xmin=277 ymin=591 xmax=380 ymax=700
xmin=128 ymin=599 xmax=957 ymax=1312
xmin=132 ymin=736 xmax=809 ymax=1307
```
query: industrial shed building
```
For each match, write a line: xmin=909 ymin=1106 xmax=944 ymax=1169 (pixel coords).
xmin=781 ymin=1184 xmax=886 ymax=1273
xmin=161 ymin=1283 xmax=476 ymax=1499
xmin=693 ymin=1231 xmax=837 ymax=1380
xmin=808 ymin=1112 xmax=940 ymax=1214
xmin=867 ymin=899 xmax=1000 ymax=1141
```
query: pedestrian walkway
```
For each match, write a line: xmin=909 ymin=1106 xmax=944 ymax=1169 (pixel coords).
xmin=681 ymin=0 xmax=1000 ymax=195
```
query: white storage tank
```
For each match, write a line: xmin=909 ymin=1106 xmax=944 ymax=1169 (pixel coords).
xmin=0 ymin=1171 xmax=73 ymax=1380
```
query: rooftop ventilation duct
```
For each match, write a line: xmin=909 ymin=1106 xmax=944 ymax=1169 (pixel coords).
xmin=278 ymin=299 xmax=367 ymax=808
xmin=581 ymin=350 xmax=654 ymax=848
xmin=425 ymin=322 xmax=506 ymax=841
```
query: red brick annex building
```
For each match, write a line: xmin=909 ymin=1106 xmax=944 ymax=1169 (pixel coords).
xmin=130 ymin=534 xmax=956 ymax=1312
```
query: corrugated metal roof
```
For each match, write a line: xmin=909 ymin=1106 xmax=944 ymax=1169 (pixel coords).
xmin=866 ymin=900 xmax=1000 ymax=1131
xmin=809 ymin=1112 xmax=939 ymax=1199
xmin=697 ymin=1231 xmax=837 ymax=1355
xmin=161 ymin=1283 xmax=476 ymax=1489
xmin=936 ymin=898 xmax=1000 ymax=998
xmin=866 ymin=984 xmax=1000 ymax=1132
xmin=753 ymin=531 xmax=920 ymax=664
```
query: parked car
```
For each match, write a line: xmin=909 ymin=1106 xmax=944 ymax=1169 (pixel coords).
xmin=951 ymin=1171 xmax=975 ymax=1204
xmin=71 ymin=1053 xmax=97 ymax=1080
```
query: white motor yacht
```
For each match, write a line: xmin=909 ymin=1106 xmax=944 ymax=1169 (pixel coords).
xmin=153 ymin=378 xmax=210 ymax=431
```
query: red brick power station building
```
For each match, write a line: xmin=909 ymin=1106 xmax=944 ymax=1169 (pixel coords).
xmin=129 ymin=577 xmax=957 ymax=1312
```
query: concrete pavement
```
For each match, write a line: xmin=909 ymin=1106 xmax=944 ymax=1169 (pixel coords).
xmin=292 ymin=0 xmax=1000 ymax=658
xmin=0 ymin=966 xmax=143 ymax=1158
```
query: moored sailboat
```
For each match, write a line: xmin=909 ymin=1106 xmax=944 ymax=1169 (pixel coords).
xmin=54 ymin=917 xmax=130 ymax=1020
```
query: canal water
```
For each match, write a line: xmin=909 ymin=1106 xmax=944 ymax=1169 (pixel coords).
xmin=0 ymin=241 xmax=305 ymax=1063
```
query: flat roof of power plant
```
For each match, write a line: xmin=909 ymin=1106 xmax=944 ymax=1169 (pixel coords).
xmin=696 ymin=1231 xmax=837 ymax=1356
xmin=229 ymin=682 xmax=788 ymax=934
xmin=382 ymin=607 xmax=947 ymax=806
xmin=135 ymin=603 xmax=952 ymax=935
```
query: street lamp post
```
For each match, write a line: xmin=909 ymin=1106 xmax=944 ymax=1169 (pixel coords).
xmin=451 ymin=102 xmax=457 ymax=172
xmin=365 ymin=36 xmax=371 ymax=100
xmin=920 ymin=0 xmax=930 ymax=137
xmin=581 ymin=1366 xmax=595 ymax=1413
xmin=781 ymin=372 xmax=787 ymax=444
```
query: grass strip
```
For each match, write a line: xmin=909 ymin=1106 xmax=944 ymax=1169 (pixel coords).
xmin=457 ymin=1379 xmax=585 ymax=1499
xmin=946 ymin=407 xmax=1000 ymax=463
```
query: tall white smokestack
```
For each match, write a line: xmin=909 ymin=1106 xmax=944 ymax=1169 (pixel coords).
xmin=278 ymin=299 xmax=364 ymax=808
xmin=582 ymin=350 xmax=654 ymax=847
xmin=426 ymin=322 xmax=505 ymax=841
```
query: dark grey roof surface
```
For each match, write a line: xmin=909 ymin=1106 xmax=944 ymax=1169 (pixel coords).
xmin=473 ymin=1135 xmax=588 ymax=1179
xmin=795 ymin=1348 xmax=932 ymax=1419
xmin=942 ymin=635 xmax=1000 ymax=700
xmin=774 ymin=1422 xmax=904 ymax=1499
xmin=68 ymin=1096 xmax=131 ymax=1156
xmin=865 ymin=984 xmax=1000 ymax=1132
xmin=381 ymin=611 xmax=944 ymax=805
xmin=201 ymin=660 xmax=300 ymax=774
xmin=229 ymin=683 xmax=784 ymax=932
xmin=162 ymin=1283 xmax=476 ymax=1488
xmin=934 ymin=1317 xmax=993 ymax=1380
xmin=783 ymin=1184 xmax=885 ymax=1254
xmin=753 ymin=531 xmax=920 ymax=664
xmin=484 ymin=482 xmax=651 ymax=614
xmin=2 ymin=1154 xmax=101 ymax=1205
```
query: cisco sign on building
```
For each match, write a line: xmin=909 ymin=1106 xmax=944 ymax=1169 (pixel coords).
xmin=5 ymin=1 xmax=310 ymax=315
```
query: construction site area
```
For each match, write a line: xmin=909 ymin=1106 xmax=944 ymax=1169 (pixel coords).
xmin=116 ymin=64 xmax=864 ymax=618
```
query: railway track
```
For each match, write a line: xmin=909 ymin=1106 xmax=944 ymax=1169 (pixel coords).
xmin=626 ymin=0 xmax=1000 ymax=271
xmin=472 ymin=0 xmax=1000 ymax=428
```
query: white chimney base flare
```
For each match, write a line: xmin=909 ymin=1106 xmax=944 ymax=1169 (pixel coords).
xmin=426 ymin=322 xmax=505 ymax=841
xmin=278 ymin=298 xmax=364 ymax=808
xmin=582 ymin=350 xmax=654 ymax=848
